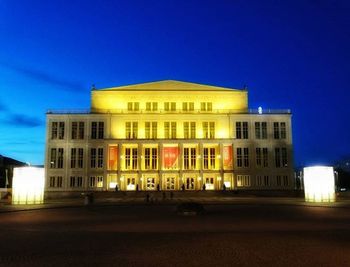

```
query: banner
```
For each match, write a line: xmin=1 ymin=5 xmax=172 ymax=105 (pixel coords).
xmin=108 ymin=145 xmax=118 ymax=170
xmin=163 ymin=146 xmax=179 ymax=169
xmin=223 ymin=145 xmax=233 ymax=169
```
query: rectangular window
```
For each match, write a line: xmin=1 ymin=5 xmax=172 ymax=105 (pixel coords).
xmin=69 ymin=176 xmax=82 ymax=187
xmin=255 ymin=122 xmax=267 ymax=139
xmin=51 ymin=122 xmax=58 ymax=139
xmin=78 ymin=148 xmax=83 ymax=168
xmin=281 ymin=122 xmax=286 ymax=139
xmin=203 ymin=122 xmax=215 ymax=139
xmin=275 ymin=147 xmax=288 ymax=168
xmin=256 ymin=175 xmax=262 ymax=186
xmin=91 ymin=122 xmax=104 ymax=139
xmin=236 ymin=122 xmax=241 ymax=139
xmin=263 ymin=148 xmax=268 ymax=167
xmin=171 ymin=102 xmax=176 ymax=111
xmin=243 ymin=122 xmax=248 ymax=139
xmin=164 ymin=122 xmax=170 ymax=139
xmin=97 ymin=148 xmax=103 ymax=168
xmin=71 ymin=122 xmax=78 ymax=139
xmin=146 ymin=102 xmax=151 ymax=111
xmin=237 ymin=147 xmax=249 ymax=167
xmin=274 ymin=122 xmax=280 ymax=139
xmin=243 ymin=147 xmax=249 ymax=167
xmin=132 ymin=122 xmax=138 ymax=138
xmin=98 ymin=122 xmax=104 ymax=139
xmin=184 ymin=122 xmax=189 ymax=139
xmin=276 ymin=175 xmax=282 ymax=186
xmin=58 ymin=122 xmax=65 ymax=139
xmin=255 ymin=122 xmax=261 ymax=139
xmin=256 ymin=148 xmax=262 ymax=167
xmin=262 ymin=122 xmax=267 ymax=139
xmin=49 ymin=176 xmax=55 ymax=187
xmin=184 ymin=147 xmax=196 ymax=170
xmin=126 ymin=122 xmax=138 ymax=139
xmin=237 ymin=175 xmax=250 ymax=187
xmin=201 ymin=102 xmax=213 ymax=111
xmin=237 ymin=148 xmax=242 ymax=167
xmin=125 ymin=148 xmax=138 ymax=170
xmin=50 ymin=148 xmax=57 ymax=168
xmin=190 ymin=122 xmax=196 ymax=138
xmin=171 ymin=122 xmax=176 ymax=138
xmin=182 ymin=102 xmax=194 ymax=111
xmin=127 ymin=102 xmax=139 ymax=111
xmin=164 ymin=102 xmax=169 ymax=111
xmin=71 ymin=148 xmax=77 ymax=168
xmin=71 ymin=122 xmax=84 ymax=139
xmin=145 ymin=122 xmax=157 ymax=139
xmin=89 ymin=176 xmax=96 ymax=187
xmin=263 ymin=175 xmax=269 ymax=186
xmin=90 ymin=148 xmax=96 ymax=168
xmin=97 ymin=176 xmax=103 ymax=187
xmin=145 ymin=148 xmax=158 ymax=170
xmin=282 ymin=148 xmax=288 ymax=167
xmin=283 ymin=175 xmax=289 ymax=186
xmin=57 ymin=148 xmax=64 ymax=168
xmin=203 ymin=147 xmax=216 ymax=170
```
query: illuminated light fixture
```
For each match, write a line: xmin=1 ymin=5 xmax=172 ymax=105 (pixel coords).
xmin=303 ymin=166 xmax=335 ymax=202
xmin=258 ymin=106 xmax=263 ymax=114
xmin=198 ymin=177 xmax=201 ymax=181
xmin=217 ymin=155 xmax=221 ymax=159
xmin=12 ymin=167 xmax=45 ymax=205
xmin=217 ymin=176 xmax=222 ymax=181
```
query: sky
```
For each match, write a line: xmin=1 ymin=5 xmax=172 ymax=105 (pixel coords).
xmin=0 ymin=0 xmax=349 ymax=167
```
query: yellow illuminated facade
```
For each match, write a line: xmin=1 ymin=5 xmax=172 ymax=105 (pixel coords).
xmin=45 ymin=80 xmax=294 ymax=192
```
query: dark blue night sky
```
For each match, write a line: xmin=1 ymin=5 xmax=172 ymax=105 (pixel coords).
xmin=0 ymin=0 xmax=349 ymax=166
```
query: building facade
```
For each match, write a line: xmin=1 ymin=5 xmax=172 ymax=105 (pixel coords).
xmin=45 ymin=80 xmax=293 ymax=192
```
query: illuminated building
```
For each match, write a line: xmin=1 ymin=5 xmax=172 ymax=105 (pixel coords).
xmin=45 ymin=80 xmax=293 ymax=192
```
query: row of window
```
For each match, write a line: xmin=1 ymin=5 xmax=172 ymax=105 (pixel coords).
xmin=49 ymin=176 xmax=103 ymax=188
xmin=127 ymin=102 xmax=213 ymax=112
xmin=236 ymin=122 xmax=287 ymax=140
xmin=50 ymin=146 xmax=288 ymax=170
xmin=49 ymin=175 xmax=289 ymax=188
xmin=51 ymin=121 xmax=104 ymax=140
xmin=51 ymin=121 xmax=287 ymax=140
xmin=237 ymin=175 xmax=289 ymax=187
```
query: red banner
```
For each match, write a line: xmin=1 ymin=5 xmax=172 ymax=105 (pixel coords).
xmin=223 ymin=145 xmax=233 ymax=169
xmin=163 ymin=146 xmax=179 ymax=169
xmin=108 ymin=145 xmax=118 ymax=170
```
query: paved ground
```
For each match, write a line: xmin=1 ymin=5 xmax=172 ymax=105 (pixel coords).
xmin=0 ymin=195 xmax=350 ymax=267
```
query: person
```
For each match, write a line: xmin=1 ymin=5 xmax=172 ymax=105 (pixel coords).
xmin=223 ymin=183 xmax=226 ymax=191
xmin=115 ymin=184 xmax=118 ymax=192
xmin=181 ymin=184 xmax=185 ymax=191
xmin=157 ymin=184 xmax=160 ymax=191
xmin=136 ymin=184 xmax=139 ymax=191
xmin=202 ymin=184 xmax=206 ymax=191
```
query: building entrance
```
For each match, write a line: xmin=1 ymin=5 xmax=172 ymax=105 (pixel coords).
xmin=165 ymin=177 xmax=175 ymax=190
xmin=185 ymin=177 xmax=195 ymax=190
xmin=205 ymin=177 xmax=215 ymax=190
xmin=126 ymin=178 xmax=136 ymax=191
xmin=146 ymin=177 xmax=156 ymax=190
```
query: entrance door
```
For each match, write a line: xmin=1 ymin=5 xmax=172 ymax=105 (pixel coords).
xmin=186 ymin=177 xmax=195 ymax=190
xmin=205 ymin=177 xmax=215 ymax=190
xmin=146 ymin=177 xmax=155 ymax=190
xmin=126 ymin=178 xmax=136 ymax=191
xmin=165 ymin=177 xmax=175 ymax=190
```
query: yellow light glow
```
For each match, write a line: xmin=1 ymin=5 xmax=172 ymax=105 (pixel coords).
xmin=304 ymin=166 xmax=335 ymax=202
xmin=12 ymin=167 xmax=45 ymax=205
xmin=109 ymin=182 xmax=117 ymax=189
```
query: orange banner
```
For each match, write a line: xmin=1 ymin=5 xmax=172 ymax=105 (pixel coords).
xmin=223 ymin=145 xmax=233 ymax=169
xmin=108 ymin=145 xmax=118 ymax=170
xmin=163 ymin=146 xmax=179 ymax=169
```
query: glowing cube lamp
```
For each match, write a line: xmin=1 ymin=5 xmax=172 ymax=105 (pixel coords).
xmin=303 ymin=166 xmax=335 ymax=202
xmin=12 ymin=167 xmax=45 ymax=204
